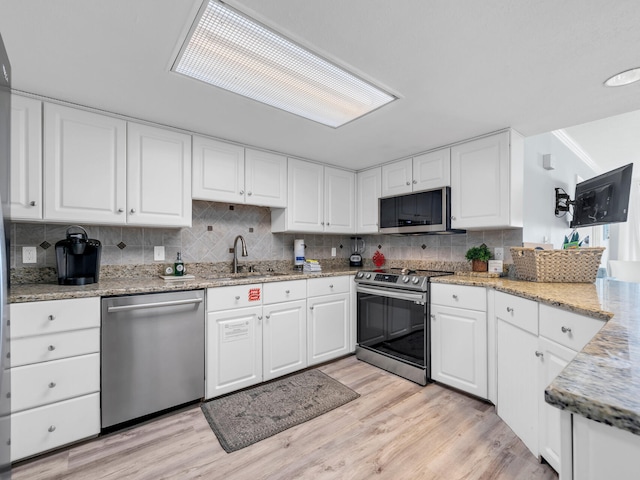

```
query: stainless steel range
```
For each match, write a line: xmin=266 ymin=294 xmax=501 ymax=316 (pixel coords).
xmin=354 ymin=268 xmax=453 ymax=385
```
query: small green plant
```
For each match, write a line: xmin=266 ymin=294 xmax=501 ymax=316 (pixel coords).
xmin=465 ymin=243 xmax=492 ymax=262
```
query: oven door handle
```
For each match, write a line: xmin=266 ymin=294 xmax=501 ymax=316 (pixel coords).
xmin=356 ymin=285 xmax=426 ymax=303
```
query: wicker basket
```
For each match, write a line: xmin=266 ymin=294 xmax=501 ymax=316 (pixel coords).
xmin=510 ymin=247 xmax=605 ymax=283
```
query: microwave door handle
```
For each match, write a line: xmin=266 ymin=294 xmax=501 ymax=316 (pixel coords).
xmin=356 ymin=286 xmax=425 ymax=302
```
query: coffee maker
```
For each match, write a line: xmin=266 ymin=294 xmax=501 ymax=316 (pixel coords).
xmin=55 ymin=225 xmax=102 ymax=285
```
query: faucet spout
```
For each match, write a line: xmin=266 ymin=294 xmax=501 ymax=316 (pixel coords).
xmin=233 ymin=235 xmax=248 ymax=273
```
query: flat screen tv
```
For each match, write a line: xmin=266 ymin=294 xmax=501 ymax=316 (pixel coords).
xmin=570 ymin=163 xmax=634 ymax=228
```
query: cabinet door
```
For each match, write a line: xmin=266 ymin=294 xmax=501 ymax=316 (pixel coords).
xmin=286 ymin=158 xmax=324 ymax=232
xmin=356 ymin=167 xmax=381 ymax=233
xmin=496 ymin=317 xmax=539 ymax=456
xmin=381 ymin=158 xmax=412 ymax=197
xmin=244 ymin=149 xmax=287 ymax=208
xmin=431 ymin=304 xmax=487 ymax=399
xmin=307 ymin=293 xmax=350 ymax=366
xmin=44 ymin=103 xmax=126 ymax=224
xmin=127 ymin=123 xmax=192 ymax=227
xmin=263 ymin=299 xmax=307 ymax=381
xmin=538 ymin=336 xmax=575 ymax=476
xmin=450 ymin=131 xmax=510 ymax=229
xmin=324 ymin=167 xmax=355 ymax=234
xmin=192 ymin=136 xmax=244 ymax=203
xmin=206 ymin=306 xmax=263 ymax=398
xmin=413 ymin=148 xmax=451 ymax=191
xmin=10 ymin=95 xmax=42 ymax=220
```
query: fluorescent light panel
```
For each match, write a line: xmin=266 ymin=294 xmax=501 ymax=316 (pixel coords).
xmin=173 ymin=1 xmax=395 ymax=127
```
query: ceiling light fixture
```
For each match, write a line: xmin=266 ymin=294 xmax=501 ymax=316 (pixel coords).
xmin=604 ymin=67 xmax=640 ymax=87
xmin=172 ymin=0 xmax=396 ymax=128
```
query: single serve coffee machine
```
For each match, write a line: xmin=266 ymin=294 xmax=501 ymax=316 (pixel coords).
xmin=55 ymin=225 xmax=102 ymax=285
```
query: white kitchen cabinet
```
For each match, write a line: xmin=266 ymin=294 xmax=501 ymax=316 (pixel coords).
xmin=450 ymin=130 xmax=523 ymax=229
xmin=495 ymin=291 xmax=539 ymax=457
xmin=8 ymin=297 xmax=101 ymax=461
xmin=573 ymin=415 xmax=640 ymax=480
xmin=356 ymin=166 xmax=381 ymax=233
xmin=126 ymin=122 xmax=192 ymax=227
xmin=192 ymin=136 xmax=287 ymax=208
xmin=43 ymin=102 xmax=127 ymax=224
xmin=431 ymin=284 xmax=487 ymax=399
xmin=272 ymin=158 xmax=355 ymax=233
xmin=307 ymin=276 xmax=351 ymax=366
xmin=381 ymin=148 xmax=451 ymax=197
xmin=10 ymin=95 xmax=42 ymax=221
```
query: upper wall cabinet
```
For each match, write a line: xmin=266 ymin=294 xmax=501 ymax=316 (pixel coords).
xmin=381 ymin=148 xmax=451 ymax=197
xmin=192 ymin=137 xmax=286 ymax=208
xmin=271 ymin=158 xmax=355 ymax=234
xmin=127 ymin=123 xmax=192 ymax=227
xmin=10 ymin=95 xmax=42 ymax=221
xmin=356 ymin=166 xmax=381 ymax=234
xmin=450 ymin=130 xmax=523 ymax=230
xmin=44 ymin=103 xmax=127 ymax=225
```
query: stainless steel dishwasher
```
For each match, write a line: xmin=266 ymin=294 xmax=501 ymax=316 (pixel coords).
xmin=101 ymin=290 xmax=205 ymax=429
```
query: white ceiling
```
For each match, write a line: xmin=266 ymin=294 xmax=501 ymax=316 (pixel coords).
xmin=1 ymin=0 xmax=640 ymax=171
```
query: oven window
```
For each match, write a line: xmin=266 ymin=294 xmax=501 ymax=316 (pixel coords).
xmin=357 ymin=292 xmax=426 ymax=367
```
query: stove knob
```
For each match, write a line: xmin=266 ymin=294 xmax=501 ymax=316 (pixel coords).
xmin=356 ymin=272 xmax=364 ymax=278
xmin=412 ymin=277 xmax=420 ymax=284
xmin=365 ymin=273 xmax=372 ymax=279
xmin=402 ymin=276 xmax=410 ymax=283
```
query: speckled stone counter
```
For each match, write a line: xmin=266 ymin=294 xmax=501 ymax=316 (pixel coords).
xmin=8 ymin=268 xmax=358 ymax=303
xmin=434 ymin=275 xmax=640 ymax=437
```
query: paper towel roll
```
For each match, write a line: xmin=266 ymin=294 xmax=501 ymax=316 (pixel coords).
xmin=294 ymin=239 xmax=305 ymax=266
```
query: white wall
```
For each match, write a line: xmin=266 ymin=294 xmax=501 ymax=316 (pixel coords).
xmin=523 ymin=133 xmax=597 ymax=249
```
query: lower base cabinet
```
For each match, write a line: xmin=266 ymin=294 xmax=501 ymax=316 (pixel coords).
xmin=263 ymin=299 xmax=307 ymax=381
xmin=307 ymin=292 xmax=350 ymax=366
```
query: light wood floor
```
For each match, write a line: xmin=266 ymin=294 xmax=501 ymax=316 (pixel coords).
xmin=13 ymin=356 xmax=558 ymax=480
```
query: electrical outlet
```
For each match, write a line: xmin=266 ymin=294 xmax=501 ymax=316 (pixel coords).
xmin=494 ymin=247 xmax=504 ymax=261
xmin=154 ymin=246 xmax=165 ymax=261
xmin=331 ymin=247 xmax=336 ymax=257
xmin=23 ymin=246 xmax=37 ymax=264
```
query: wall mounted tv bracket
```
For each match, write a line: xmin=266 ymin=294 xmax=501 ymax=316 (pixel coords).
xmin=555 ymin=188 xmax=574 ymax=216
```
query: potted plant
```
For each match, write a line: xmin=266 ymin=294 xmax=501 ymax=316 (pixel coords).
xmin=465 ymin=243 xmax=492 ymax=272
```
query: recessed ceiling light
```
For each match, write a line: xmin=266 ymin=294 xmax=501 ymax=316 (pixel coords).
xmin=172 ymin=1 xmax=396 ymax=128
xmin=604 ymin=67 xmax=640 ymax=87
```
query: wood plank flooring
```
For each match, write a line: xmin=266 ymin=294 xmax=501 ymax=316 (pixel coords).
xmin=13 ymin=356 xmax=558 ymax=480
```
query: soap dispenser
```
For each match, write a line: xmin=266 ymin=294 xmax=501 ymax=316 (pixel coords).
xmin=174 ymin=252 xmax=185 ymax=276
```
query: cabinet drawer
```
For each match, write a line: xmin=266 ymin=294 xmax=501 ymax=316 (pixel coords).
xmin=263 ymin=280 xmax=307 ymax=304
xmin=10 ymin=297 xmax=100 ymax=338
xmin=10 ymin=328 xmax=100 ymax=367
xmin=207 ymin=283 xmax=263 ymax=312
xmin=431 ymin=283 xmax=487 ymax=311
xmin=11 ymin=393 xmax=100 ymax=462
xmin=307 ymin=276 xmax=350 ymax=297
xmin=10 ymin=353 xmax=100 ymax=413
xmin=539 ymin=304 xmax=605 ymax=352
xmin=495 ymin=291 xmax=539 ymax=335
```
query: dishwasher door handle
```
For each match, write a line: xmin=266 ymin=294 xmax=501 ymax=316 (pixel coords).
xmin=106 ymin=297 xmax=203 ymax=313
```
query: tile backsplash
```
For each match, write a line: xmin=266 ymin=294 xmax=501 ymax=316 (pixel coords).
xmin=10 ymin=200 xmax=522 ymax=273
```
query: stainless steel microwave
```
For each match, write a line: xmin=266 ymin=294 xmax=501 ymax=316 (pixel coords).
xmin=378 ymin=186 xmax=462 ymax=234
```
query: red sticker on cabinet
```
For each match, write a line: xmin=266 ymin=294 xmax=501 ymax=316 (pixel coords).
xmin=248 ymin=288 xmax=261 ymax=301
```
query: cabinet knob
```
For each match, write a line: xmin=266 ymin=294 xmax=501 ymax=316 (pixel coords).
xmin=329 ymin=284 xmax=334 ymax=288
xmin=48 ymin=314 xmax=55 ymax=321
xmin=265 ymin=314 xmax=270 ymax=320
xmin=247 ymin=191 xmax=252 ymax=196
xmin=29 ymin=201 xmax=37 ymax=206
xmin=535 ymin=351 xmax=544 ymax=358
xmin=506 ymin=307 xmax=514 ymax=313
xmin=321 ymin=222 xmax=325 ymax=226
xmin=235 ymin=295 xmax=240 ymax=300
xmin=118 ymin=208 xmax=124 ymax=213
xmin=239 ymin=190 xmax=244 ymax=195
xmin=561 ymin=326 xmax=572 ymax=334
xmin=258 ymin=315 xmax=262 ymax=321
xmin=452 ymin=294 xmax=458 ymax=300
xmin=48 ymin=345 xmax=56 ymax=351
xmin=327 ymin=222 xmax=330 ymax=226
xmin=48 ymin=425 xmax=56 ymax=433
xmin=412 ymin=180 xmax=417 ymax=184
xmin=405 ymin=181 xmax=410 ymax=186
xmin=310 ymin=306 xmax=314 ymax=311
xmin=451 ymin=216 xmax=456 ymax=221
xmin=49 ymin=382 xmax=56 ymax=389
xmin=430 ymin=314 xmax=435 ymax=320
xmin=130 ymin=208 xmax=136 ymax=214
xmin=285 ymin=290 xmax=290 ymax=294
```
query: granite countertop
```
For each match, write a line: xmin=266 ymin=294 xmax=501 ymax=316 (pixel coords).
xmin=435 ymin=275 xmax=640 ymax=437
xmin=8 ymin=268 xmax=358 ymax=303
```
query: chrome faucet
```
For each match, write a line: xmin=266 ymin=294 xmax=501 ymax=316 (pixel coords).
xmin=232 ymin=235 xmax=248 ymax=273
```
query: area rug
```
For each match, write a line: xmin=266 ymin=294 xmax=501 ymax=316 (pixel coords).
xmin=201 ymin=369 xmax=360 ymax=453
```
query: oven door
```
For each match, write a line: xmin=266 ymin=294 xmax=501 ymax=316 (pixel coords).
xmin=356 ymin=285 xmax=428 ymax=368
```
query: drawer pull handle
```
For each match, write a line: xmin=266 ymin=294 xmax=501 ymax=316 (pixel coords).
xmin=235 ymin=296 xmax=240 ymax=300
xmin=285 ymin=290 xmax=290 ymax=294
xmin=506 ymin=307 xmax=514 ymax=313
xmin=48 ymin=315 xmax=55 ymax=321
xmin=48 ymin=345 xmax=56 ymax=351
xmin=49 ymin=382 xmax=56 ymax=388
xmin=329 ymin=284 xmax=334 ymax=288
xmin=452 ymin=294 xmax=458 ymax=300
xmin=535 ymin=351 xmax=544 ymax=358
xmin=30 ymin=200 xmax=37 ymax=206
xmin=561 ymin=326 xmax=572 ymax=334
xmin=48 ymin=425 xmax=56 ymax=433
xmin=265 ymin=314 xmax=271 ymax=320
